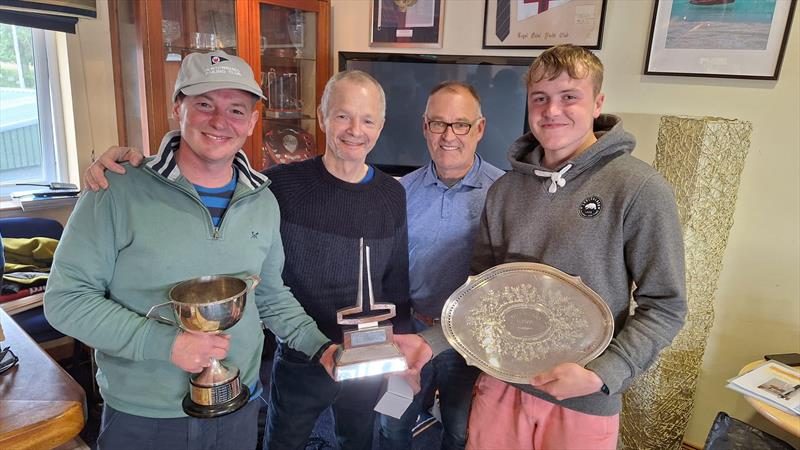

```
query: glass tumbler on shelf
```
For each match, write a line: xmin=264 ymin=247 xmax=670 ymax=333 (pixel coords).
xmin=194 ymin=32 xmax=217 ymax=50
xmin=282 ymin=72 xmax=301 ymax=111
xmin=266 ymin=68 xmax=279 ymax=111
xmin=162 ymin=19 xmax=181 ymax=50
xmin=289 ymin=10 xmax=305 ymax=57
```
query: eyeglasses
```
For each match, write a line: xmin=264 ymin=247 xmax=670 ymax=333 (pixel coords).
xmin=0 ymin=346 xmax=19 ymax=374
xmin=425 ymin=118 xmax=481 ymax=135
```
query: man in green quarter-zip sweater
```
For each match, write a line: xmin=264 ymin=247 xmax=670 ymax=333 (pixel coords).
xmin=44 ymin=51 xmax=336 ymax=450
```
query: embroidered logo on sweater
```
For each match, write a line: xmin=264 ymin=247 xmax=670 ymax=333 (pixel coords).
xmin=580 ymin=196 xmax=602 ymax=218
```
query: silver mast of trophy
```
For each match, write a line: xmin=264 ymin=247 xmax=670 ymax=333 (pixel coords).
xmin=334 ymin=238 xmax=407 ymax=381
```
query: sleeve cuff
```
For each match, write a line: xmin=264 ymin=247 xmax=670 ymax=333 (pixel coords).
xmin=295 ymin=328 xmax=332 ymax=361
xmin=418 ymin=324 xmax=451 ymax=357
xmin=584 ymin=349 xmax=633 ymax=395
xmin=311 ymin=341 xmax=334 ymax=362
xmin=141 ymin=321 xmax=180 ymax=362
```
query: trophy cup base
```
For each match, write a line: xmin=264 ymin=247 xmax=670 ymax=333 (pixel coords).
xmin=182 ymin=384 xmax=250 ymax=418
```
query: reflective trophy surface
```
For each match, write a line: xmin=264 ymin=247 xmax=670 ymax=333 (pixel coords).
xmin=334 ymin=238 xmax=407 ymax=381
xmin=147 ymin=274 xmax=259 ymax=417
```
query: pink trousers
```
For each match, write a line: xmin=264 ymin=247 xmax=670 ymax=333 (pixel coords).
xmin=466 ymin=374 xmax=619 ymax=450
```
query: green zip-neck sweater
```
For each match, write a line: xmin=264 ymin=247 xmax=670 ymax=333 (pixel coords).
xmin=45 ymin=132 xmax=329 ymax=418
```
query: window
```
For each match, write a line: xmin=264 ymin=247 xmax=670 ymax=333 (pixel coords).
xmin=0 ymin=25 xmax=67 ymax=198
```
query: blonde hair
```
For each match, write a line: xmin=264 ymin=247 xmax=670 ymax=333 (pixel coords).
xmin=525 ymin=44 xmax=603 ymax=96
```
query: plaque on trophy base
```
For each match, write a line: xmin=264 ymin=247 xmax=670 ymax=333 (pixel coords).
xmin=334 ymin=238 xmax=407 ymax=381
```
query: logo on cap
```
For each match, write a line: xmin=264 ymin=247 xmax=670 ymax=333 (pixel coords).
xmin=210 ymin=56 xmax=229 ymax=65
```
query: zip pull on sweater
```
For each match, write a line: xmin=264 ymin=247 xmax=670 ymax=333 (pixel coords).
xmin=534 ymin=164 xmax=573 ymax=193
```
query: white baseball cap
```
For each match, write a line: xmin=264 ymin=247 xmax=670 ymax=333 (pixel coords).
xmin=172 ymin=50 xmax=265 ymax=102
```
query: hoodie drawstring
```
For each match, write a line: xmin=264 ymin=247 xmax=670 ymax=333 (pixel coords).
xmin=534 ymin=164 xmax=573 ymax=193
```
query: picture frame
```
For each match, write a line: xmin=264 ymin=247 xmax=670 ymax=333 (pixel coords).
xmin=482 ymin=0 xmax=607 ymax=49
xmin=645 ymin=0 xmax=797 ymax=80
xmin=370 ymin=0 xmax=445 ymax=48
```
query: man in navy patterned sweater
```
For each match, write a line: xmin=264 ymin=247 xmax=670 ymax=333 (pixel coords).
xmin=262 ymin=70 xmax=410 ymax=450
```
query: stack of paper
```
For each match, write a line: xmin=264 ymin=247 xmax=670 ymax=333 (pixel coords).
xmin=10 ymin=189 xmax=80 ymax=212
xmin=727 ymin=361 xmax=800 ymax=416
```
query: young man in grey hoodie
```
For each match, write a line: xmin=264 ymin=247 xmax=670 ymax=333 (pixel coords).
xmin=462 ymin=44 xmax=687 ymax=449
xmin=393 ymin=44 xmax=687 ymax=449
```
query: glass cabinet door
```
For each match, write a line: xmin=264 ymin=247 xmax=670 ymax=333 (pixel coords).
xmin=259 ymin=3 xmax=319 ymax=169
xmin=161 ymin=0 xmax=238 ymax=131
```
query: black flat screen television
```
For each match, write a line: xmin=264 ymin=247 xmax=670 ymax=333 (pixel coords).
xmin=339 ymin=52 xmax=533 ymax=176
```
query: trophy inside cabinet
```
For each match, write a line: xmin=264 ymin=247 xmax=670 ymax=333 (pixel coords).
xmin=260 ymin=4 xmax=320 ymax=169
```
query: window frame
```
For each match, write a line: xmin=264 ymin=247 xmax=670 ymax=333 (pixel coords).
xmin=0 ymin=27 xmax=69 ymax=198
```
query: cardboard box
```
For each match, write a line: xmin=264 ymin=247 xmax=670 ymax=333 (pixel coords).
xmin=374 ymin=374 xmax=414 ymax=419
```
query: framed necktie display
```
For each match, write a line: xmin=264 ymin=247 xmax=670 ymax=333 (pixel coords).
xmin=483 ymin=0 xmax=607 ymax=49
xmin=370 ymin=0 xmax=445 ymax=48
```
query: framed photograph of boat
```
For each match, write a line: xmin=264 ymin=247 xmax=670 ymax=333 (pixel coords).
xmin=370 ymin=0 xmax=445 ymax=48
xmin=482 ymin=0 xmax=607 ymax=49
xmin=645 ymin=0 xmax=797 ymax=79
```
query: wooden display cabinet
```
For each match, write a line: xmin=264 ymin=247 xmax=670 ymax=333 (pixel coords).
xmin=110 ymin=0 xmax=330 ymax=171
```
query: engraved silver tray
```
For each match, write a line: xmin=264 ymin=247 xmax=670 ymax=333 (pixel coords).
xmin=441 ymin=262 xmax=614 ymax=384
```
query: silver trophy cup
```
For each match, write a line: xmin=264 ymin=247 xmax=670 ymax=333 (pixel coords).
xmin=147 ymin=274 xmax=259 ymax=418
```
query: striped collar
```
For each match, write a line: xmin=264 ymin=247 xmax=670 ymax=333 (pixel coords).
xmin=145 ymin=130 xmax=268 ymax=190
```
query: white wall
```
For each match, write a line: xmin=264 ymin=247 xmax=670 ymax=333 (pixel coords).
xmin=332 ymin=0 xmax=799 ymax=446
xmin=66 ymin=0 xmax=119 ymax=187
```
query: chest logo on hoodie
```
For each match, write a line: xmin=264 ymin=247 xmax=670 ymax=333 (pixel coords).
xmin=580 ymin=196 xmax=602 ymax=218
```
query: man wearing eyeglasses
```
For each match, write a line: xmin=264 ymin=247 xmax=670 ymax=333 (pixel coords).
xmin=379 ymin=81 xmax=504 ymax=450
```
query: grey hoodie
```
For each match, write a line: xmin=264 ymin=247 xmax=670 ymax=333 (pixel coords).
xmin=467 ymin=114 xmax=687 ymax=416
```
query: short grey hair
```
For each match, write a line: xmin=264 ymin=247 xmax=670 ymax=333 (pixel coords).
xmin=319 ymin=70 xmax=386 ymax=120
xmin=425 ymin=80 xmax=483 ymax=118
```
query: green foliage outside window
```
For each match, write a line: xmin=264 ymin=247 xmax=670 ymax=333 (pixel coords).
xmin=0 ymin=24 xmax=35 ymax=89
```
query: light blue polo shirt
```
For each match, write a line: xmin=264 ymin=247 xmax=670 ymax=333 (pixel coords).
xmin=400 ymin=154 xmax=505 ymax=318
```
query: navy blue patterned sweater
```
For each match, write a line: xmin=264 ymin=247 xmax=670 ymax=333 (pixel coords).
xmin=264 ymin=157 xmax=411 ymax=342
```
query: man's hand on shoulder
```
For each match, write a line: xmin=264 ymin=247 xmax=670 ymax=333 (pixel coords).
xmin=84 ymin=146 xmax=145 ymax=192
xmin=529 ymin=362 xmax=604 ymax=401
xmin=170 ymin=331 xmax=231 ymax=373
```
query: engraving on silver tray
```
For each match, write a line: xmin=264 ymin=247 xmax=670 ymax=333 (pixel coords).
xmin=465 ymin=283 xmax=589 ymax=363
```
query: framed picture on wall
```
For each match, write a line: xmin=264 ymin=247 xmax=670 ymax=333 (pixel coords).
xmin=482 ymin=0 xmax=607 ymax=49
xmin=370 ymin=0 xmax=445 ymax=48
xmin=645 ymin=0 xmax=797 ymax=80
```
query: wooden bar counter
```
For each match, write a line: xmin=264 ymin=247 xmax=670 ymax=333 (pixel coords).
xmin=0 ymin=307 xmax=85 ymax=449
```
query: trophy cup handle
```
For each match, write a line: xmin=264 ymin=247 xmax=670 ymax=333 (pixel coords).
xmin=146 ymin=301 xmax=177 ymax=326
xmin=244 ymin=274 xmax=261 ymax=292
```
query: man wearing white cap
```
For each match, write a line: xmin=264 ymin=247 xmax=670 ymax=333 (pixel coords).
xmin=45 ymin=51 xmax=336 ymax=450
